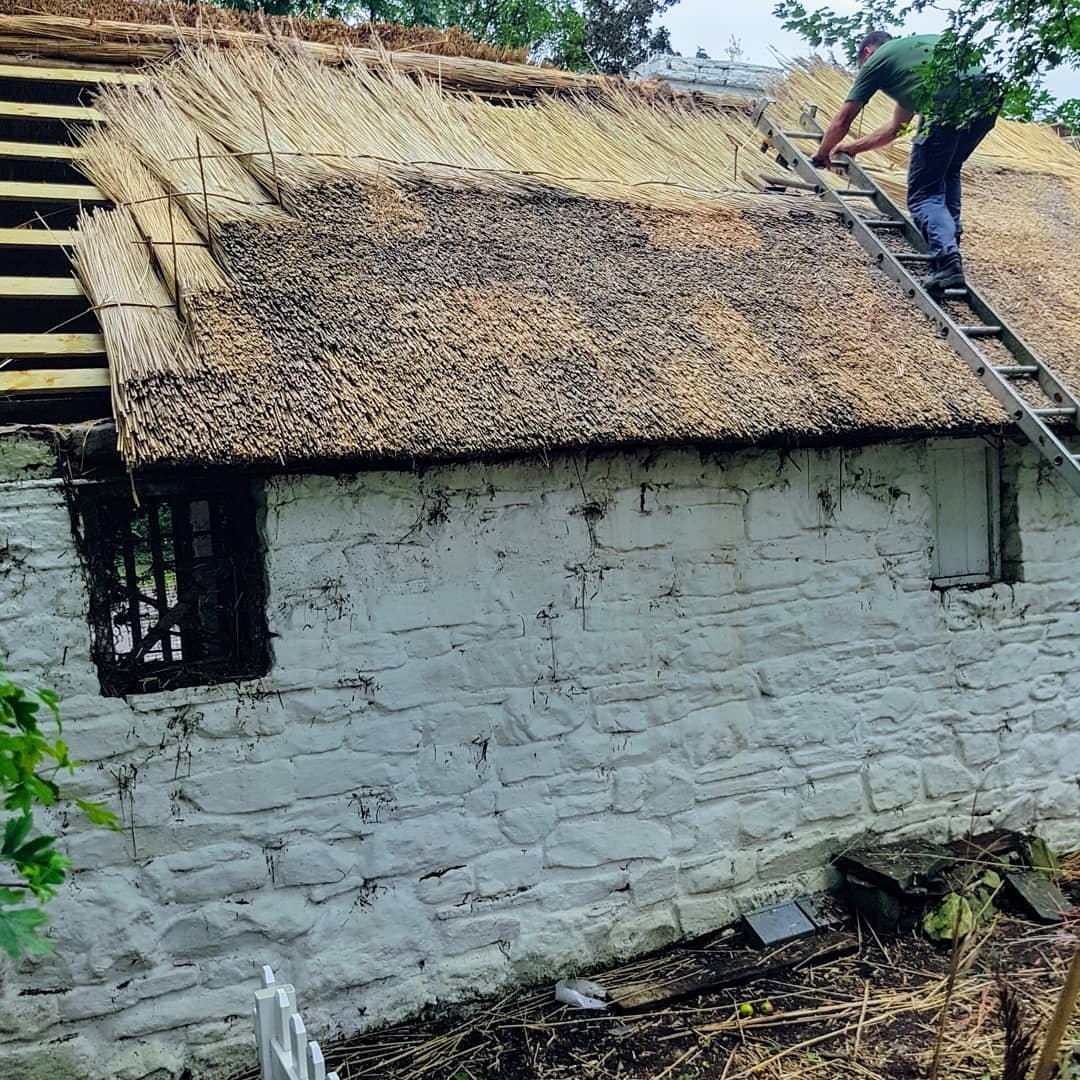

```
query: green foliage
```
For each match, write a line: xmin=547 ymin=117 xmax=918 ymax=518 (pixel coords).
xmin=211 ymin=0 xmax=678 ymax=72
xmin=773 ymin=0 xmax=903 ymax=65
xmin=774 ymin=0 xmax=1080 ymax=127
xmin=0 ymin=669 xmax=118 ymax=959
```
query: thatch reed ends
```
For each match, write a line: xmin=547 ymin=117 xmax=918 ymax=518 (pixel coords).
xmin=79 ymin=127 xmax=226 ymax=302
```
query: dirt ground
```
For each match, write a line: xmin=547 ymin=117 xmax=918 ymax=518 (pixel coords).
xmin=253 ymin=856 xmax=1080 ymax=1080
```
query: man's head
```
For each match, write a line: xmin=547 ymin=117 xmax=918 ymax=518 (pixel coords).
xmin=856 ymin=31 xmax=893 ymax=67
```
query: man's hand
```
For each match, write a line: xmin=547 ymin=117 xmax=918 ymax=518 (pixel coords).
xmin=810 ymin=153 xmax=846 ymax=174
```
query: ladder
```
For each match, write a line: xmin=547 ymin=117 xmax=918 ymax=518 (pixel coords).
xmin=752 ymin=98 xmax=1080 ymax=498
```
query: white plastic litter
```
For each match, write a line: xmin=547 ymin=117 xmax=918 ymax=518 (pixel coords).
xmin=554 ymin=978 xmax=608 ymax=1010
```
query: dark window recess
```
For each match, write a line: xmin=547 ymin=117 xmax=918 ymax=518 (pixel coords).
xmin=80 ymin=482 xmax=270 ymax=695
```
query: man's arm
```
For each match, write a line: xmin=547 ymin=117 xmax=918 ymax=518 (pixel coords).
xmin=836 ymin=103 xmax=914 ymax=157
xmin=810 ymin=100 xmax=864 ymax=167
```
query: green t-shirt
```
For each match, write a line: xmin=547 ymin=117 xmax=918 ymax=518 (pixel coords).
xmin=846 ymin=34 xmax=939 ymax=113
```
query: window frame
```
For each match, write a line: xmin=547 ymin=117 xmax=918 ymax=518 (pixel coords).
xmin=928 ymin=437 xmax=1002 ymax=589
xmin=78 ymin=476 xmax=270 ymax=697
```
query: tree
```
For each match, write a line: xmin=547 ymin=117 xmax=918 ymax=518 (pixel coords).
xmin=572 ymin=0 xmax=679 ymax=74
xmin=695 ymin=46 xmax=710 ymax=59
xmin=0 ymin=669 xmax=117 ymax=958
xmin=725 ymin=34 xmax=746 ymax=62
xmin=773 ymin=0 xmax=1080 ymax=123
xmin=226 ymin=0 xmax=680 ymax=72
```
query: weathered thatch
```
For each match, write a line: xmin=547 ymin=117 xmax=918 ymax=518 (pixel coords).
xmin=71 ymin=43 xmax=1080 ymax=469
xmin=767 ymin=59 xmax=1080 ymax=410
xmin=0 ymin=0 xmax=529 ymax=63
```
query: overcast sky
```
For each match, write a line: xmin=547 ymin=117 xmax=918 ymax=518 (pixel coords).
xmin=660 ymin=0 xmax=1080 ymax=101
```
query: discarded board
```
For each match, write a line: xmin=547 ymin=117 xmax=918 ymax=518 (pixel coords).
xmin=607 ymin=930 xmax=858 ymax=1011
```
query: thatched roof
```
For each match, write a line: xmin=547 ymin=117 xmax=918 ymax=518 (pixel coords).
xmin=56 ymin=35 xmax=1080 ymax=469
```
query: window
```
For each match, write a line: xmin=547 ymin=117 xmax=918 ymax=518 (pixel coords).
xmin=79 ymin=480 xmax=270 ymax=695
xmin=929 ymin=439 xmax=1001 ymax=587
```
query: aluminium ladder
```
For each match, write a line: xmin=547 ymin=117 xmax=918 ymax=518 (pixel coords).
xmin=751 ymin=98 xmax=1080 ymax=498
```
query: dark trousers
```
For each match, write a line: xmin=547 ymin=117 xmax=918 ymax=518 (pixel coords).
xmin=907 ymin=111 xmax=998 ymax=261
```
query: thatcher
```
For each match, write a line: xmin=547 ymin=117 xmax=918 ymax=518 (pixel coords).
xmin=46 ymin=28 xmax=1079 ymax=468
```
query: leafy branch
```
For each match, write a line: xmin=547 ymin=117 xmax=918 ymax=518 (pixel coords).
xmin=774 ymin=0 xmax=1080 ymax=124
xmin=0 ymin=668 xmax=119 ymax=959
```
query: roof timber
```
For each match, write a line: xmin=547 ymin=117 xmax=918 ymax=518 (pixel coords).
xmin=0 ymin=60 xmax=142 ymax=85
xmin=0 ymin=179 xmax=105 ymax=202
xmin=0 ymin=367 xmax=109 ymax=392
xmin=0 ymin=139 xmax=83 ymax=161
xmin=0 ymin=227 xmax=78 ymax=247
xmin=0 ymin=333 xmax=105 ymax=357
xmin=0 ymin=99 xmax=103 ymax=123
xmin=0 ymin=275 xmax=84 ymax=298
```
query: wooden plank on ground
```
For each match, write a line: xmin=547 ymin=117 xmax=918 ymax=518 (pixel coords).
xmin=608 ymin=931 xmax=859 ymax=1011
xmin=0 ymin=61 xmax=142 ymax=85
xmin=0 ymin=99 xmax=103 ymax=123
xmin=0 ymin=367 xmax=108 ymax=392
xmin=0 ymin=275 xmax=83 ymax=298
xmin=0 ymin=140 xmax=82 ymax=161
xmin=0 ymin=333 xmax=104 ymax=357
xmin=0 ymin=179 xmax=105 ymax=202
xmin=0 ymin=227 xmax=78 ymax=247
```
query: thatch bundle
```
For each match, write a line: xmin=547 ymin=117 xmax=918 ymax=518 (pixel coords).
xmin=73 ymin=206 xmax=202 ymax=461
xmin=79 ymin=127 xmax=226 ymax=303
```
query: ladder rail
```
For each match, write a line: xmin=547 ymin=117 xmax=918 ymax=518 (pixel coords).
xmin=752 ymin=98 xmax=1080 ymax=496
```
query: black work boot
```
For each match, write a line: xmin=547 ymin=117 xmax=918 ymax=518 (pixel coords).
xmin=923 ymin=252 xmax=964 ymax=295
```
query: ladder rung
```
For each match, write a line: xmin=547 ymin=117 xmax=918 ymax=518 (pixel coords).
xmin=993 ymin=365 xmax=1039 ymax=376
xmin=0 ymin=227 xmax=77 ymax=248
xmin=0 ymin=180 xmax=105 ymax=203
xmin=959 ymin=324 xmax=1002 ymax=338
xmin=836 ymin=188 xmax=877 ymax=197
xmin=895 ymin=252 xmax=933 ymax=262
xmin=0 ymin=99 xmax=103 ymax=123
xmin=1031 ymin=407 xmax=1077 ymax=418
xmin=943 ymin=287 xmax=968 ymax=298
xmin=863 ymin=218 xmax=905 ymax=228
xmin=781 ymin=129 xmax=823 ymax=140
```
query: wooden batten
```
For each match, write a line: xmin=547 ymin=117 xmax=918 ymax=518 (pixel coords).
xmin=0 ymin=99 xmax=104 ymax=122
xmin=0 ymin=367 xmax=109 ymax=392
xmin=0 ymin=180 xmax=105 ymax=202
xmin=0 ymin=275 xmax=83 ymax=298
xmin=0 ymin=332 xmax=105 ymax=356
xmin=0 ymin=227 xmax=78 ymax=247
xmin=0 ymin=60 xmax=142 ymax=85
xmin=0 ymin=140 xmax=83 ymax=161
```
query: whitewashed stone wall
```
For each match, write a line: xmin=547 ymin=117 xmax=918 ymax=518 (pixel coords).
xmin=0 ymin=434 xmax=1077 ymax=1080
